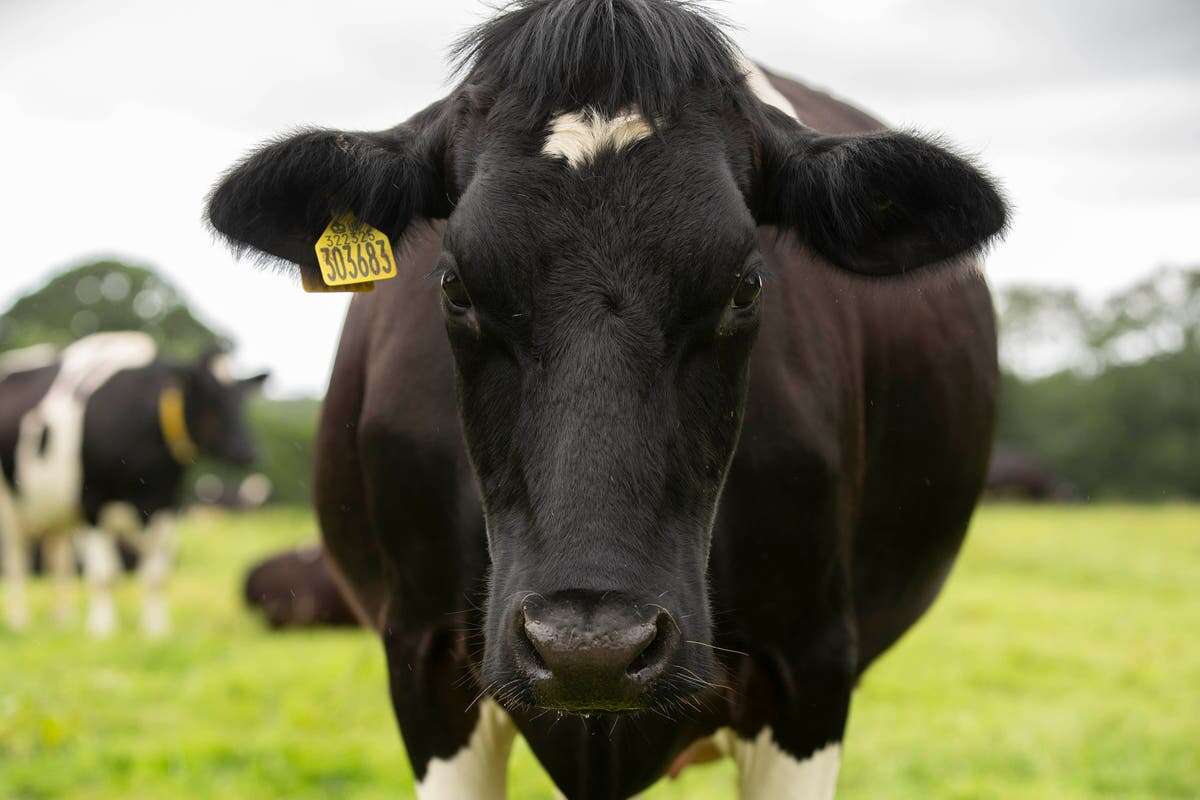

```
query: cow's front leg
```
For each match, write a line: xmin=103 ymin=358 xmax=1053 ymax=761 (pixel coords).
xmin=384 ymin=627 xmax=516 ymax=800
xmin=81 ymin=528 xmax=120 ymax=637
xmin=0 ymin=503 xmax=29 ymax=630
xmin=44 ymin=534 xmax=77 ymax=625
xmin=716 ymin=726 xmax=843 ymax=800
xmin=720 ymin=627 xmax=854 ymax=800
xmin=139 ymin=511 xmax=177 ymax=637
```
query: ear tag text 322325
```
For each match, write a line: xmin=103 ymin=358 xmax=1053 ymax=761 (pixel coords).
xmin=307 ymin=212 xmax=397 ymax=292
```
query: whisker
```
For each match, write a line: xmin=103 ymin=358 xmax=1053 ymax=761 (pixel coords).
xmin=465 ymin=681 xmax=495 ymax=713
xmin=685 ymin=639 xmax=749 ymax=658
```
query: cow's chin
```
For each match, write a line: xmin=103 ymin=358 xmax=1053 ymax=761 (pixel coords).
xmin=481 ymin=656 xmax=717 ymax=718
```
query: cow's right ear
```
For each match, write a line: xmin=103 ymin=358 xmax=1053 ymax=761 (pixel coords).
xmin=206 ymin=98 xmax=455 ymax=282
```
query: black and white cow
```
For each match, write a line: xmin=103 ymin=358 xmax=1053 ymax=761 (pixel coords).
xmin=0 ymin=332 xmax=266 ymax=636
xmin=207 ymin=1 xmax=1007 ymax=796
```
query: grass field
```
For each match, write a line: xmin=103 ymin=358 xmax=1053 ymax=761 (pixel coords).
xmin=1 ymin=504 xmax=1197 ymax=799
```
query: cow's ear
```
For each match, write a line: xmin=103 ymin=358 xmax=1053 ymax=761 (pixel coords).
xmin=754 ymin=122 xmax=1008 ymax=276
xmin=206 ymin=97 xmax=454 ymax=282
xmin=239 ymin=372 xmax=270 ymax=394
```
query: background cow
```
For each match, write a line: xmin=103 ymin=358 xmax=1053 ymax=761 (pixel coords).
xmin=207 ymin=0 xmax=1007 ymax=796
xmin=243 ymin=544 xmax=359 ymax=629
xmin=0 ymin=332 xmax=267 ymax=636
xmin=986 ymin=446 xmax=1077 ymax=502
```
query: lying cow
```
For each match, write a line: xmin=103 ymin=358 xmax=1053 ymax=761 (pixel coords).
xmin=0 ymin=332 xmax=266 ymax=636
xmin=207 ymin=0 xmax=1007 ymax=796
xmin=243 ymin=545 xmax=359 ymax=629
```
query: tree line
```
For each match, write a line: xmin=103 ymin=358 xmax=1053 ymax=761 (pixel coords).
xmin=996 ymin=267 xmax=1199 ymax=500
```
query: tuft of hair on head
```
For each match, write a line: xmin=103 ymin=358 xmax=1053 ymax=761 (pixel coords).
xmin=450 ymin=0 xmax=744 ymax=124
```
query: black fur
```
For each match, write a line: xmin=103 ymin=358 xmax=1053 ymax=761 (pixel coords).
xmin=450 ymin=0 xmax=743 ymax=123
xmin=757 ymin=124 xmax=1010 ymax=275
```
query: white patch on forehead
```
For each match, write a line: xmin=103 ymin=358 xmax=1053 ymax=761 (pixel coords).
xmin=713 ymin=727 xmax=840 ymax=799
xmin=737 ymin=54 xmax=801 ymax=122
xmin=208 ymin=353 xmax=235 ymax=385
xmin=542 ymin=107 xmax=656 ymax=168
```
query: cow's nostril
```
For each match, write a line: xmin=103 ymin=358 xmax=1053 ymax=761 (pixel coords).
xmin=626 ymin=612 xmax=676 ymax=678
xmin=513 ymin=605 xmax=550 ymax=676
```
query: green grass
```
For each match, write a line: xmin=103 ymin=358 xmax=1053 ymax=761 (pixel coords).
xmin=1 ymin=504 xmax=1197 ymax=798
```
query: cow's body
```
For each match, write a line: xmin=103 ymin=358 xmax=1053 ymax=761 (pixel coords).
xmin=0 ymin=332 xmax=263 ymax=636
xmin=208 ymin=1 xmax=1006 ymax=794
xmin=312 ymin=72 xmax=996 ymax=798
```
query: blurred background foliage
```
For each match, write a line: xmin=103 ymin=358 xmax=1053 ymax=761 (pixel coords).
xmin=3 ymin=259 xmax=1197 ymax=503
xmin=997 ymin=267 xmax=1200 ymax=500
xmin=0 ymin=260 xmax=228 ymax=358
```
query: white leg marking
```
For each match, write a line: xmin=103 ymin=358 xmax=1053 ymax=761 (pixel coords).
xmin=714 ymin=727 xmax=841 ymax=800
xmin=139 ymin=511 xmax=177 ymax=638
xmin=737 ymin=55 xmax=801 ymax=122
xmin=81 ymin=528 xmax=120 ymax=637
xmin=0 ymin=472 xmax=29 ymax=630
xmin=416 ymin=699 xmax=516 ymax=800
xmin=542 ymin=107 xmax=656 ymax=168
xmin=45 ymin=534 xmax=77 ymax=626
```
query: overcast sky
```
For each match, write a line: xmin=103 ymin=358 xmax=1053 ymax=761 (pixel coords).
xmin=2 ymin=0 xmax=1198 ymax=395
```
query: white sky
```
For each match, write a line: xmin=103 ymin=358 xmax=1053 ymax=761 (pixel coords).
xmin=2 ymin=0 xmax=1198 ymax=395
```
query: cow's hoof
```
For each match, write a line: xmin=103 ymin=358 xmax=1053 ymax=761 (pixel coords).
xmin=87 ymin=606 xmax=117 ymax=638
xmin=4 ymin=611 xmax=30 ymax=632
xmin=4 ymin=599 xmax=30 ymax=631
xmin=142 ymin=613 xmax=170 ymax=639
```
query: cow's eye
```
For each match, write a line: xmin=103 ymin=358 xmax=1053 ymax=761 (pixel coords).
xmin=732 ymin=270 xmax=763 ymax=309
xmin=441 ymin=271 xmax=472 ymax=310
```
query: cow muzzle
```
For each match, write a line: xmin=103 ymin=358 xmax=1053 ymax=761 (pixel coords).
xmin=510 ymin=591 xmax=679 ymax=712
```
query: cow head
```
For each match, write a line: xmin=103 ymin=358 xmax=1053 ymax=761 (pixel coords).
xmin=206 ymin=0 xmax=1006 ymax=714
xmin=183 ymin=348 xmax=269 ymax=467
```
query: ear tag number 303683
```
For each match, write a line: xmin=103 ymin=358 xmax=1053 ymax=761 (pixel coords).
xmin=305 ymin=212 xmax=397 ymax=293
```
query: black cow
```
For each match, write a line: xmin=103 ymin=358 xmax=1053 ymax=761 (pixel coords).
xmin=243 ymin=544 xmax=359 ymax=629
xmin=0 ymin=333 xmax=266 ymax=636
xmin=207 ymin=1 xmax=1006 ymax=796
xmin=986 ymin=447 xmax=1075 ymax=501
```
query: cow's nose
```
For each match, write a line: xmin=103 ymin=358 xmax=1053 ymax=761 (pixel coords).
xmin=516 ymin=595 xmax=677 ymax=711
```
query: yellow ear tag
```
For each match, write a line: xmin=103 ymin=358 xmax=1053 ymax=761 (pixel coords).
xmin=308 ymin=211 xmax=397 ymax=292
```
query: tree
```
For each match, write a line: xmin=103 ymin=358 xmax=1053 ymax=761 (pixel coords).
xmin=996 ymin=266 xmax=1200 ymax=500
xmin=0 ymin=259 xmax=227 ymax=358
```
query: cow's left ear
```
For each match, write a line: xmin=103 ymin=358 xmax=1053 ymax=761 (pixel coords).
xmin=239 ymin=372 xmax=270 ymax=394
xmin=755 ymin=125 xmax=1008 ymax=276
xmin=206 ymin=96 xmax=455 ymax=284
